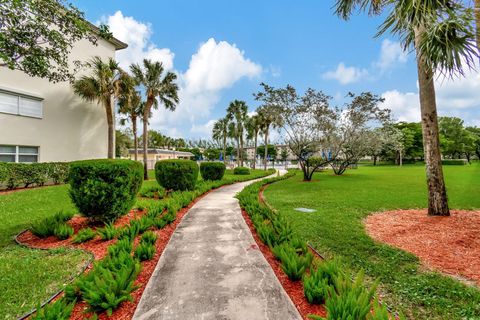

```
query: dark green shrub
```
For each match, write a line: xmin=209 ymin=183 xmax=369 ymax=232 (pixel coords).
xmin=200 ymin=162 xmax=226 ymax=180
xmin=442 ymin=159 xmax=468 ymax=165
xmin=72 ymin=228 xmax=96 ymax=244
xmin=53 ymin=224 xmax=74 ymax=240
xmin=97 ymin=223 xmax=118 ymax=241
xmin=233 ymin=166 xmax=250 ymax=175
xmin=69 ymin=159 xmax=143 ymax=223
xmin=134 ymin=242 xmax=155 ymax=261
xmin=155 ymin=159 xmax=199 ymax=191
xmin=140 ymin=231 xmax=157 ymax=246
xmin=32 ymin=298 xmax=74 ymax=320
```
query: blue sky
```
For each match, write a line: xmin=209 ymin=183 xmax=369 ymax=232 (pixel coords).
xmin=73 ymin=0 xmax=480 ymax=139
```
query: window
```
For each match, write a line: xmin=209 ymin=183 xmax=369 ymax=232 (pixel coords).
xmin=0 ymin=145 xmax=39 ymax=163
xmin=0 ymin=90 xmax=43 ymax=118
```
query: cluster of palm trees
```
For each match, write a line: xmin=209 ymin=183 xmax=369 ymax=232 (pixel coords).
xmin=72 ymin=58 xmax=179 ymax=180
xmin=212 ymin=100 xmax=283 ymax=170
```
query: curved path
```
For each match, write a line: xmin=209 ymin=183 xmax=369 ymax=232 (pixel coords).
xmin=133 ymin=172 xmax=301 ymax=320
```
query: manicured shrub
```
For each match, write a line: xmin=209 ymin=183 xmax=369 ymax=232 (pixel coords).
xmin=200 ymin=162 xmax=226 ymax=181
xmin=69 ymin=159 xmax=143 ymax=223
xmin=134 ymin=242 xmax=155 ymax=261
xmin=0 ymin=162 xmax=70 ymax=190
xmin=72 ymin=228 xmax=96 ymax=244
xmin=442 ymin=159 xmax=468 ymax=165
xmin=53 ymin=224 xmax=74 ymax=240
xmin=48 ymin=162 xmax=70 ymax=184
xmin=233 ymin=166 xmax=250 ymax=175
xmin=155 ymin=159 xmax=199 ymax=191
xmin=32 ymin=298 xmax=74 ymax=320
xmin=97 ymin=223 xmax=118 ymax=241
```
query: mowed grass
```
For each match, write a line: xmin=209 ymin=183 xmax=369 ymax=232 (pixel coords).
xmin=0 ymin=167 xmax=272 ymax=319
xmin=264 ymin=164 xmax=480 ymax=320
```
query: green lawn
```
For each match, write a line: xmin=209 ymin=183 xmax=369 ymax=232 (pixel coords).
xmin=0 ymin=167 xmax=272 ymax=319
xmin=264 ymin=164 xmax=480 ymax=319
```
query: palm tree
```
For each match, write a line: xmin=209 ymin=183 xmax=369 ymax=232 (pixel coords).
xmin=212 ymin=117 xmax=230 ymax=164
xmin=118 ymin=72 xmax=142 ymax=161
xmin=258 ymin=105 xmax=283 ymax=170
xmin=130 ymin=59 xmax=179 ymax=180
xmin=476 ymin=0 xmax=480 ymax=55
xmin=334 ymin=0 xmax=477 ymax=216
xmin=246 ymin=114 xmax=262 ymax=169
xmin=226 ymin=100 xmax=248 ymax=167
xmin=73 ymin=57 xmax=121 ymax=158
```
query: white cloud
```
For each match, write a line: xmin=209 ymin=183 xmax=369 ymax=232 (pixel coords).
xmin=375 ymin=39 xmax=408 ymax=72
xmin=104 ymin=11 xmax=174 ymax=70
xmin=322 ymin=63 xmax=369 ymax=85
xmin=381 ymin=90 xmax=420 ymax=122
xmin=190 ymin=119 xmax=216 ymax=136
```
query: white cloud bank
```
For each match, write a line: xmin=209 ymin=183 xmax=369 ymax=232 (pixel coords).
xmin=322 ymin=62 xmax=369 ymax=85
xmin=106 ymin=11 xmax=262 ymax=138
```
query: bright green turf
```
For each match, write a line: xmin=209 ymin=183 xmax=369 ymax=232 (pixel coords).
xmin=264 ymin=164 xmax=480 ymax=319
xmin=0 ymin=167 xmax=273 ymax=318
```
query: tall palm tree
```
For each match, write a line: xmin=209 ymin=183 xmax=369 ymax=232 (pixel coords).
xmin=130 ymin=59 xmax=179 ymax=180
xmin=258 ymin=105 xmax=283 ymax=170
xmin=335 ymin=0 xmax=477 ymax=216
xmin=246 ymin=114 xmax=262 ymax=169
xmin=212 ymin=117 xmax=230 ymax=164
xmin=73 ymin=57 xmax=121 ymax=158
xmin=476 ymin=0 xmax=480 ymax=54
xmin=118 ymin=72 xmax=142 ymax=161
xmin=226 ymin=100 xmax=248 ymax=167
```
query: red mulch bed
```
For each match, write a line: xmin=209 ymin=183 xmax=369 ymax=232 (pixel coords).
xmin=365 ymin=209 xmax=480 ymax=286
xmin=17 ymin=191 xmax=211 ymax=320
xmin=240 ymin=207 xmax=327 ymax=319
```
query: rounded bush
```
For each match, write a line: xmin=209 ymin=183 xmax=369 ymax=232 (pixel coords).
xmin=155 ymin=160 xmax=199 ymax=191
xmin=200 ymin=162 xmax=226 ymax=181
xmin=233 ymin=166 xmax=250 ymax=175
xmin=69 ymin=159 xmax=143 ymax=223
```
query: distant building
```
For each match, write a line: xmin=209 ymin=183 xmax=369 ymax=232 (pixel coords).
xmin=244 ymin=144 xmax=296 ymax=161
xmin=0 ymin=23 xmax=127 ymax=163
xmin=128 ymin=149 xmax=194 ymax=169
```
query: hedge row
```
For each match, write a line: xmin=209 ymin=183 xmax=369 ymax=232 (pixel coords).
xmin=237 ymin=172 xmax=401 ymax=320
xmin=0 ymin=162 xmax=70 ymax=190
xmin=441 ymin=159 xmax=468 ymax=165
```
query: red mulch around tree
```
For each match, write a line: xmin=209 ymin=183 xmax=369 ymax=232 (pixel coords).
xmin=17 ymin=191 xmax=211 ymax=320
xmin=240 ymin=208 xmax=327 ymax=319
xmin=365 ymin=209 xmax=480 ymax=286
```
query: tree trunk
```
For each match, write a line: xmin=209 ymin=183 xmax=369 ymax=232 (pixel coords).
xmin=373 ymin=155 xmax=377 ymax=166
xmin=106 ymin=98 xmax=115 ymax=159
xmin=399 ymin=149 xmax=403 ymax=167
xmin=132 ymin=115 xmax=138 ymax=161
xmin=240 ymin=134 xmax=244 ymax=167
xmin=264 ymin=127 xmax=269 ymax=171
xmin=253 ymin=132 xmax=258 ymax=170
xmin=142 ymin=106 xmax=150 ymax=180
xmin=236 ymin=137 xmax=240 ymax=167
xmin=223 ymin=136 xmax=227 ymax=164
xmin=475 ymin=0 xmax=480 ymax=56
xmin=415 ymin=27 xmax=450 ymax=216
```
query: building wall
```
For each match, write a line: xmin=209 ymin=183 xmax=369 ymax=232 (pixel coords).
xmin=0 ymin=38 xmax=117 ymax=162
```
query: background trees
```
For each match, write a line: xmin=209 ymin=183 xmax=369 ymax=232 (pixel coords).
xmin=212 ymin=117 xmax=230 ymax=164
xmin=335 ymin=0 xmax=477 ymax=216
xmin=246 ymin=115 xmax=263 ymax=169
xmin=118 ymin=73 xmax=142 ymax=161
xmin=226 ymin=100 xmax=249 ymax=167
xmin=73 ymin=57 xmax=121 ymax=159
xmin=131 ymin=59 xmax=179 ymax=180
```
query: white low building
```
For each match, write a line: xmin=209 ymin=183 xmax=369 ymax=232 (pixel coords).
xmin=0 ymin=25 xmax=127 ymax=163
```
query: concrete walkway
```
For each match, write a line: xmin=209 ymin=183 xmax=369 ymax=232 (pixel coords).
xmin=133 ymin=172 xmax=301 ymax=320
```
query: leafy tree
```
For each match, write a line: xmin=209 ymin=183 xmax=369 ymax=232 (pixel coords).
xmin=0 ymin=0 xmax=113 ymax=82
xmin=280 ymin=148 xmax=289 ymax=163
xmin=115 ymin=129 xmax=132 ymax=158
xmin=73 ymin=57 xmax=122 ymax=158
xmin=466 ymin=127 xmax=480 ymax=160
xmin=204 ymin=149 xmax=221 ymax=161
xmin=118 ymin=72 xmax=142 ymax=161
xmin=226 ymin=100 xmax=249 ymax=167
xmin=246 ymin=114 xmax=263 ymax=169
xmin=439 ymin=117 xmax=475 ymax=159
xmin=212 ymin=117 xmax=230 ymax=164
xmin=335 ymin=0 xmax=477 ymax=216
xmin=256 ymin=144 xmax=277 ymax=160
xmin=131 ymin=59 xmax=179 ymax=180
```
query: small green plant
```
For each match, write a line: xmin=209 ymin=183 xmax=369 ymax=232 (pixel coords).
xmin=72 ymin=228 xmax=96 ymax=244
xmin=233 ymin=166 xmax=250 ymax=175
xmin=272 ymin=244 xmax=313 ymax=281
xmin=303 ymin=263 xmax=334 ymax=304
xmin=107 ymin=238 xmax=133 ymax=257
xmin=163 ymin=212 xmax=176 ymax=224
xmin=31 ymin=298 xmax=75 ymax=320
xmin=118 ymin=223 xmax=140 ymax=241
xmin=134 ymin=242 xmax=155 ymax=261
xmin=140 ymin=231 xmax=157 ymax=246
xmin=256 ymin=222 xmax=277 ymax=248
xmin=31 ymin=210 xmax=74 ymax=238
xmin=97 ymin=223 xmax=118 ymax=241
xmin=153 ymin=217 xmax=167 ymax=229
xmin=137 ymin=215 xmax=154 ymax=233
xmin=53 ymin=224 xmax=74 ymax=240
xmin=138 ymin=185 xmax=166 ymax=199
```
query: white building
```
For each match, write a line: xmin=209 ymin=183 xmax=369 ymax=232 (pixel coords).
xmin=0 ymin=24 xmax=127 ymax=163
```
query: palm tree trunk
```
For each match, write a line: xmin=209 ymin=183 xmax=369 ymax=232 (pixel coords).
xmin=253 ymin=132 xmax=258 ymax=170
xmin=240 ymin=134 xmax=244 ymax=167
xmin=236 ymin=137 xmax=240 ymax=167
xmin=142 ymin=107 xmax=149 ymax=180
xmin=415 ymin=27 xmax=449 ymax=216
xmin=264 ymin=127 xmax=269 ymax=171
xmin=475 ymin=0 xmax=480 ymax=55
xmin=223 ymin=136 xmax=227 ymax=164
xmin=132 ymin=115 xmax=138 ymax=161
xmin=106 ymin=98 xmax=115 ymax=159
